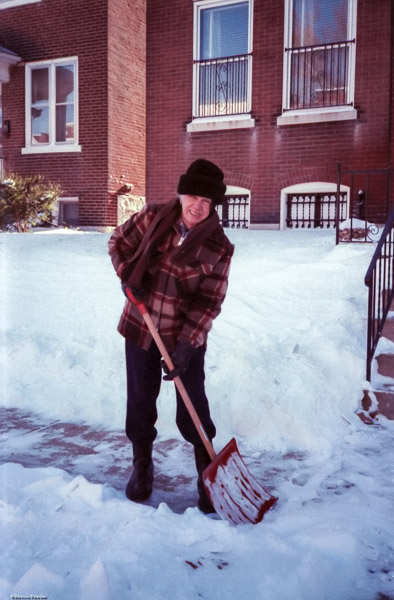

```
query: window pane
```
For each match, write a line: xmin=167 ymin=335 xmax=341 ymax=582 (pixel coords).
xmin=200 ymin=2 xmax=248 ymax=59
xmin=31 ymin=68 xmax=49 ymax=104
xmin=292 ymin=0 xmax=348 ymax=47
xmin=56 ymin=65 xmax=74 ymax=103
xmin=55 ymin=65 xmax=75 ymax=142
xmin=56 ymin=105 xmax=74 ymax=142
xmin=31 ymin=106 xmax=49 ymax=144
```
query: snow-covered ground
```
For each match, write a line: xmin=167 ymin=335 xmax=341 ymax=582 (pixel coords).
xmin=1 ymin=227 xmax=394 ymax=600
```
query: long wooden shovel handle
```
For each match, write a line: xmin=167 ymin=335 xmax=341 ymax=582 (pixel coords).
xmin=125 ymin=289 xmax=216 ymax=460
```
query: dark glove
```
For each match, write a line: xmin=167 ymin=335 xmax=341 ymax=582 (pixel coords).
xmin=122 ymin=282 xmax=146 ymax=303
xmin=162 ymin=341 xmax=197 ymax=380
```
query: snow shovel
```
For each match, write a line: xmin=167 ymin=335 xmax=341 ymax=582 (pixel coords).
xmin=125 ymin=288 xmax=278 ymax=525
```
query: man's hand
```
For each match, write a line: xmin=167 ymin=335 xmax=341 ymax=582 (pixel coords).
xmin=122 ymin=282 xmax=146 ymax=302
xmin=162 ymin=341 xmax=197 ymax=380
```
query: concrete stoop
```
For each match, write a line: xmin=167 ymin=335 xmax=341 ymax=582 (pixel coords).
xmin=361 ymin=316 xmax=394 ymax=423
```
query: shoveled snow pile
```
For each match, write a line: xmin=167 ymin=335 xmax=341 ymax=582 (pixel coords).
xmin=1 ymin=228 xmax=394 ymax=600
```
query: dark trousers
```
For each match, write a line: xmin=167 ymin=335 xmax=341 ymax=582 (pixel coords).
xmin=125 ymin=339 xmax=216 ymax=447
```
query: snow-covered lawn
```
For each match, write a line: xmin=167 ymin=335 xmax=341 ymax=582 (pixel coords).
xmin=1 ymin=228 xmax=393 ymax=599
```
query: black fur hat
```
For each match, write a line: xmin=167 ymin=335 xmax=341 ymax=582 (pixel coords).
xmin=177 ymin=159 xmax=226 ymax=205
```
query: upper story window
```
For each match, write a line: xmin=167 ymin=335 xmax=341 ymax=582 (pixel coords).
xmin=188 ymin=0 xmax=254 ymax=132
xmin=278 ymin=0 xmax=357 ymax=125
xmin=22 ymin=57 xmax=81 ymax=154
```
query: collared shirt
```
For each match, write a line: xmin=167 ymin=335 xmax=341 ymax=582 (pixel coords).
xmin=108 ymin=203 xmax=234 ymax=352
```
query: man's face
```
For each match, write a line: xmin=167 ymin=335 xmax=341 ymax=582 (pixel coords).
xmin=179 ymin=195 xmax=212 ymax=228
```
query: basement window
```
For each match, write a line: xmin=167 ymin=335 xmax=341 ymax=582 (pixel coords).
xmin=280 ymin=182 xmax=350 ymax=229
xmin=53 ymin=197 xmax=79 ymax=227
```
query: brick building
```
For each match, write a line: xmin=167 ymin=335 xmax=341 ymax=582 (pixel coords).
xmin=1 ymin=0 xmax=393 ymax=229
xmin=146 ymin=0 xmax=394 ymax=230
xmin=0 ymin=0 xmax=146 ymax=227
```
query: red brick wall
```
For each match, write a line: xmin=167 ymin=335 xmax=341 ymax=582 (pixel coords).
xmin=146 ymin=0 xmax=394 ymax=225
xmin=1 ymin=0 xmax=146 ymax=227
xmin=108 ymin=0 xmax=146 ymax=224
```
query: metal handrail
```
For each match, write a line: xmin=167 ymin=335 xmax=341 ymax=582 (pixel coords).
xmin=365 ymin=209 xmax=394 ymax=380
xmin=285 ymin=38 xmax=355 ymax=53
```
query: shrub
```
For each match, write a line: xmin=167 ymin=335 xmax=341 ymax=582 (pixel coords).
xmin=0 ymin=173 xmax=62 ymax=232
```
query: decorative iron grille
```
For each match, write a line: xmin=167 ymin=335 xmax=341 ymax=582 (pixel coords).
xmin=194 ymin=54 xmax=251 ymax=117
xmin=286 ymin=192 xmax=347 ymax=228
xmin=284 ymin=39 xmax=355 ymax=111
xmin=218 ymin=195 xmax=249 ymax=229
xmin=336 ymin=164 xmax=394 ymax=243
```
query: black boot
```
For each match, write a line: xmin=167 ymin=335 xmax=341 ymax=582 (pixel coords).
xmin=126 ymin=443 xmax=154 ymax=502
xmin=194 ymin=446 xmax=216 ymax=514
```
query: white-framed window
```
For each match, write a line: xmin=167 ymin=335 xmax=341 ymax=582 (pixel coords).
xmin=22 ymin=57 xmax=81 ymax=154
xmin=0 ymin=0 xmax=41 ymax=9
xmin=188 ymin=0 xmax=255 ymax=132
xmin=278 ymin=0 xmax=358 ymax=125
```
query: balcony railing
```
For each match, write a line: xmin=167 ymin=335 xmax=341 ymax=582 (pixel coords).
xmin=284 ymin=39 xmax=355 ymax=111
xmin=194 ymin=53 xmax=252 ymax=118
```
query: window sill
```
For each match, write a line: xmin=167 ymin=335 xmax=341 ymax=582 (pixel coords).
xmin=277 ymin=106 xmax=357 ymax=126
xmin=0 ymin=0 xmax=41 ymax=8
xmin=21 ymin=144 xmax=82 ymax=155
xmin=187 ymin=114 xmax=255 ymax=133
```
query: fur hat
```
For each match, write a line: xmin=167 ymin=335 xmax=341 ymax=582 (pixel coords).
xmin=177 ymin=159 xmax=226 ymax=205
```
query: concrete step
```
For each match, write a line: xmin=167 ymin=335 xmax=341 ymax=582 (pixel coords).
xmin=381 ymin=318 xmax=394 ymax=343
xmin=376 ymin=353 xmax=394 ymax=378
xmin=361 ymin=389 xmax=394 ymax=421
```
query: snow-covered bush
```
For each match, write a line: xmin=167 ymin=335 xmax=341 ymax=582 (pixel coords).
xmin=0 ymin=173 xmax=62 ymax=232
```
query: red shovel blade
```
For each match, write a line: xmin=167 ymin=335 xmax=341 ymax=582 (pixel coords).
xmin=203 ymin=438 xmax=278 ymax=525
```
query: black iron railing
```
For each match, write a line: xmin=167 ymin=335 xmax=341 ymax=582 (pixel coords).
xmin=365 ymin=210 xmax=394 ymax=381
xmin=218 ymin=195 xmax=249 ymax=229
xmin=287 ymin=192 xmax=347 ymax=229
xmin=284 ymin=39 xmax=355 ymax=111
xmin=194 ymin=53 xmax=251 ymax=117
xmin=336 ymin=164 xmax=393 ymax=243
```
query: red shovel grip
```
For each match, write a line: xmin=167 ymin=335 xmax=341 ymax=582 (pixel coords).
xmin=125 ymin=287 xmax=147 ymax=314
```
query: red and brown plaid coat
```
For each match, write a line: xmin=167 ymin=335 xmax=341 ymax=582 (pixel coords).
xmin=108 ymin=201 xmax=234 ymax=353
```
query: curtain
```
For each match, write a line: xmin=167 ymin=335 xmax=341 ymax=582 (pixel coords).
xmin=292 ymin=0 xmax=348 ymax=47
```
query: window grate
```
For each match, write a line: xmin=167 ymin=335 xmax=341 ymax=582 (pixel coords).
xmin=286 ymin=192 xmax=347 ymax=228
xmin=218 ymin=195 xmax=249 ymax=229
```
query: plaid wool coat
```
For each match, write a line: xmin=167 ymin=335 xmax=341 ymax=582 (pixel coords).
xmin=108 ymin=201 xmax=234 ymax=353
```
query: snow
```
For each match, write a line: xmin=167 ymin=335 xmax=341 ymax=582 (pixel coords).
xmin=1 ymin=227 xmax=394 ymax=599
